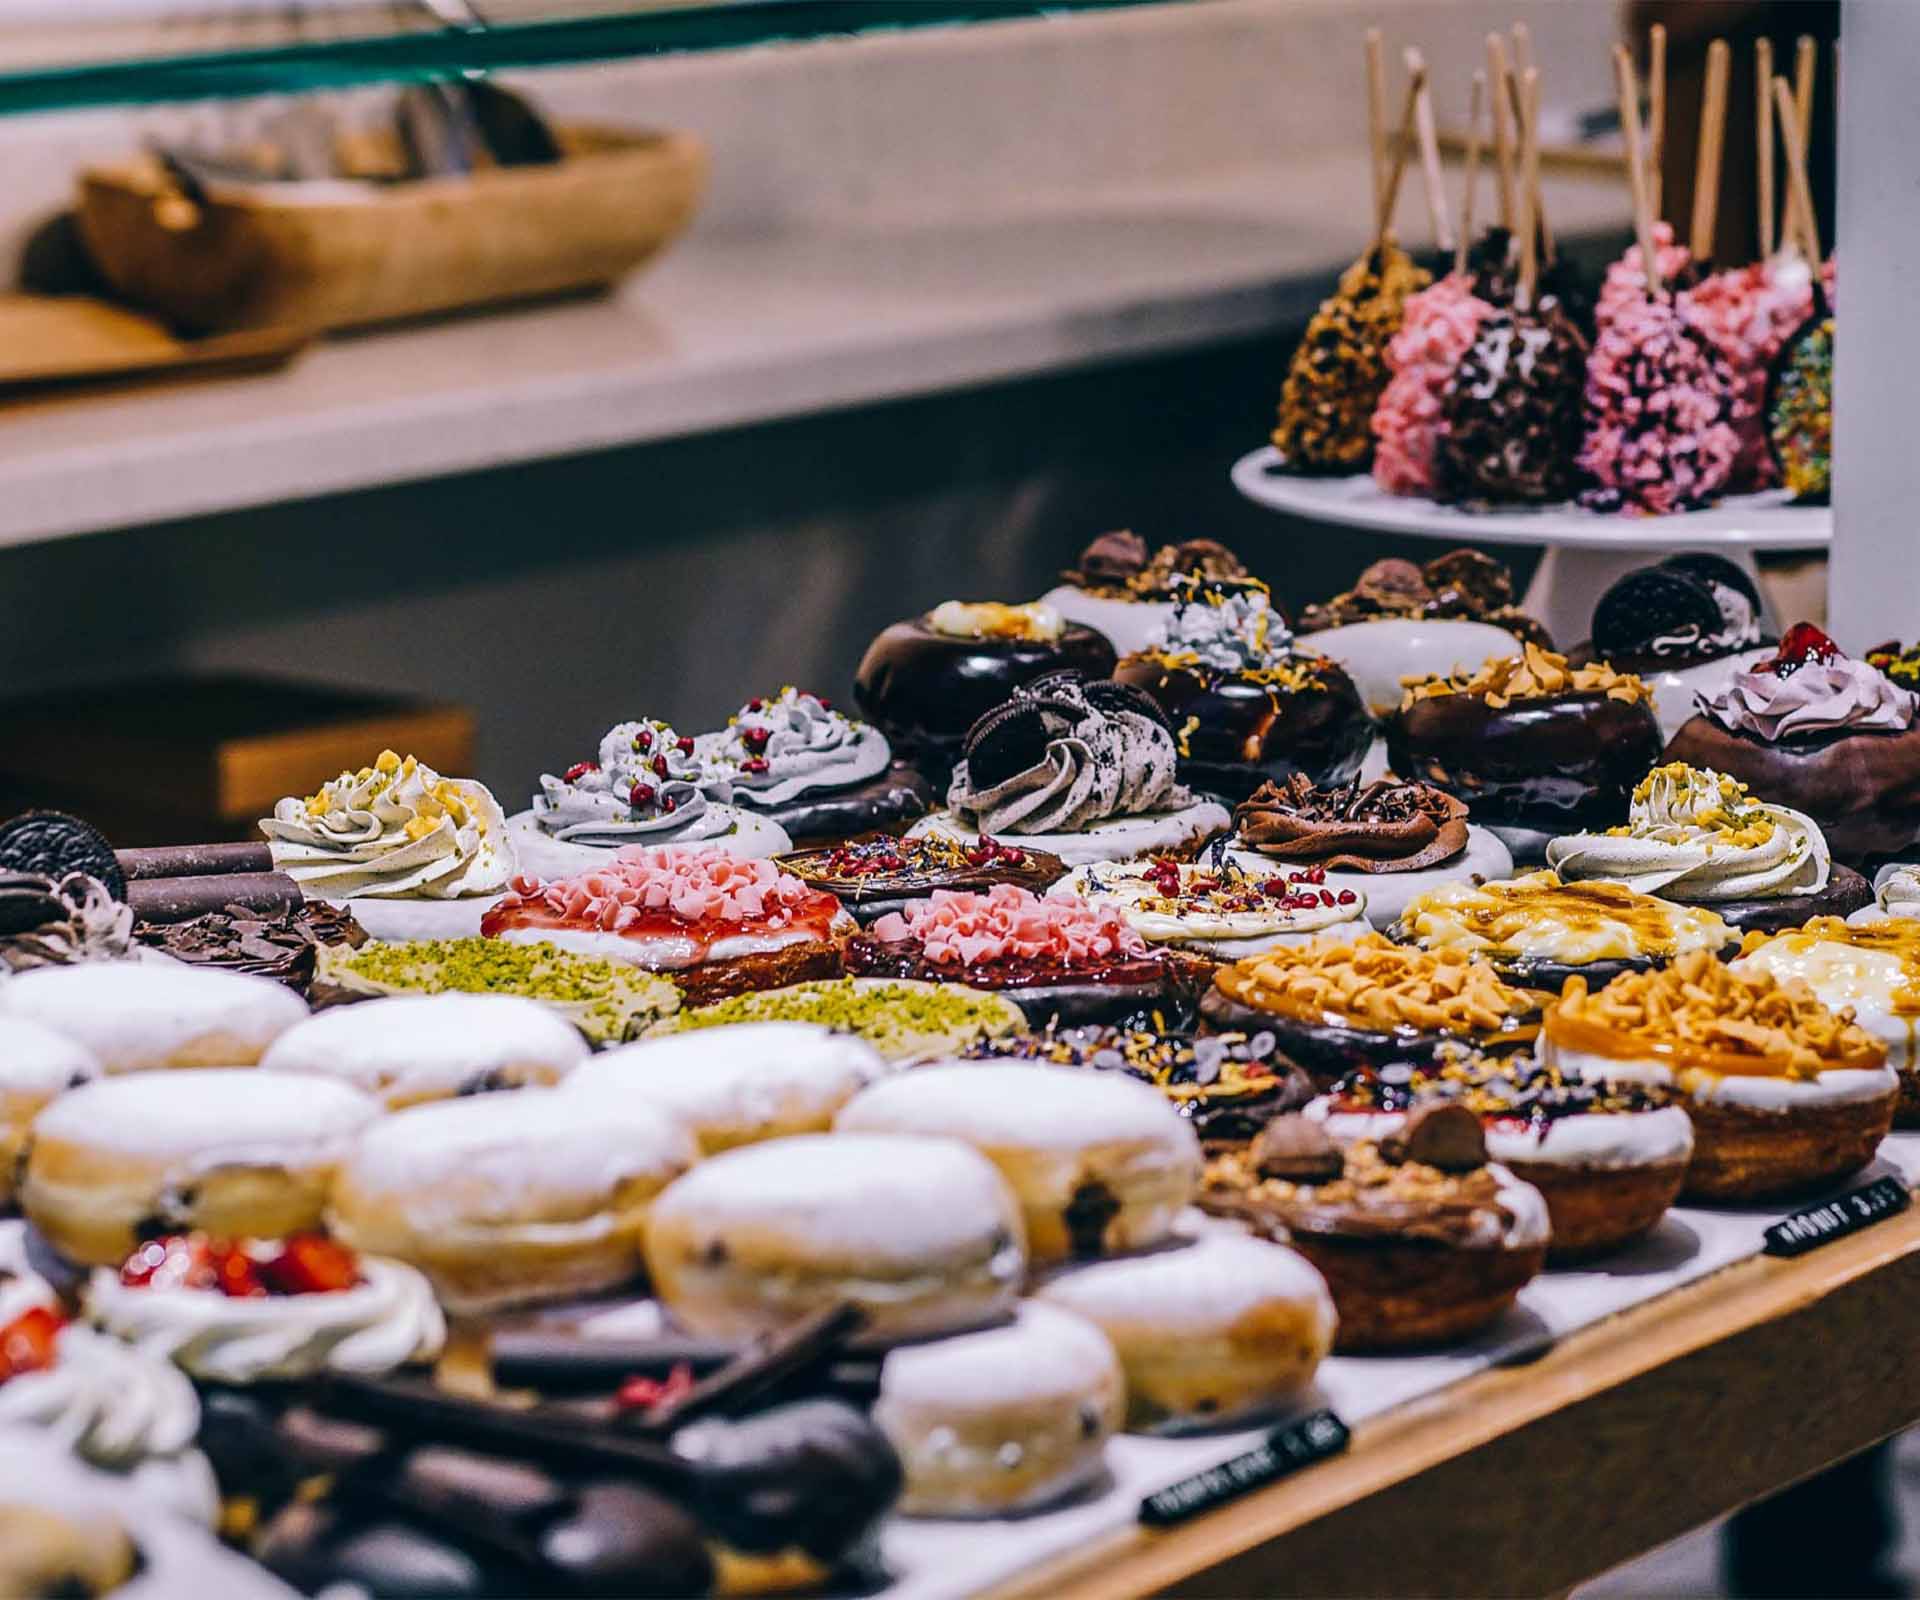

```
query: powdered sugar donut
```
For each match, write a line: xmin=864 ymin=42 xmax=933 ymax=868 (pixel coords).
xmin=0 ymin=964 xmax=307 ymax=1074
xmin=566 ymin=1023 xmax=888 ymax=1152
xmin=834 ymin=1063 xmax=1200 ymax=1262
xmin=0 ymin=1019 xmax=99 ymax=1209
xmin=643 ymin=1133 xmax=1026 ymax=1344
xmin=1034 ymin=1230 xmax=1334 ymax=1430
xmin=874 ymin=1301 xmax=1122 ymax=1515
xmin=21 ymin=1069 xmax=380 ymax=1266
xmin=260 ymin=994 xmax=590 ymax=1109
xmin=328 ymin=1089 xmax=695 ymax=1312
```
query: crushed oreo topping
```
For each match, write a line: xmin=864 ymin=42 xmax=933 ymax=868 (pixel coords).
xmin=0 ymin=871 xmax=132 ymax=972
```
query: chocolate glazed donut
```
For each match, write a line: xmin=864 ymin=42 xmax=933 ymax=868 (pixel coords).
xmin=1113 ymin=658 xmax=1374 ymax=804
xmin=1387 ymin=691 xmax=1663 ymax=828
xmin=854 ymin=621 xmax=1117 ymax=784
xmin=1663 ymin=715 xmax=1920 ymax=870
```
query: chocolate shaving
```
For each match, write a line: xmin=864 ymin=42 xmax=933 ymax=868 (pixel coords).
xmin=134 ymin=900 xmax=366 ymax=994
xmin=1235 ymin=774 xmax=1469 ymax=872
xmin=1250 ymin=1114 xmax=1344 ymax=1183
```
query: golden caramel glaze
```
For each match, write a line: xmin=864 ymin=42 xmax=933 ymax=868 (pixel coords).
xmin=1741 ymin=917 xmax=1920 ymax=1017
xmin=1211 ymin=933 xmax=1536 ymax=1036
xmin=1398 ymin=872 xmax=1735 ymax=964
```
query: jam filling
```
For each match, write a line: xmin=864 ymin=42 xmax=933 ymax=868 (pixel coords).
xmin=119 ymin=1232 xmax=363 ymax=1298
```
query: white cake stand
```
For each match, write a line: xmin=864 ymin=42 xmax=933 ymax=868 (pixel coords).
xmin=1230 ymin=446 xmax=1831 ymax=646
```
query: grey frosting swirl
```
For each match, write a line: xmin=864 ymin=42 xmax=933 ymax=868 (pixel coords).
xmin=695 ymin=689 xmax=891 ymax=807
xmin=534 ymin=718 xmax=732 ymax=845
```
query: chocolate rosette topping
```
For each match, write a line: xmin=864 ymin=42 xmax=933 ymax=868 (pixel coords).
xmin=1234 ymin=775 xmax=1469 ymax=873
xmin=1298 ymin=549 xmax=1550 ymax=649
xmin=1063 ymin=530 xmax=1149 ymax=590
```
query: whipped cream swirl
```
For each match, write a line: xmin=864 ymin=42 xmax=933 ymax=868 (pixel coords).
xmin=1702 ymin=658 xmax=1918 ymax=741
xmin=1148 ymin=579 xmax=1293 ymax=673
xmin=264 ymin=751 xmax=513 ymax=899
xmin=86 ymin=1257 xmax=446 ymax=1384
xmin=535 ymin=719 xmax=735 ymax=846
xmin=947 ymin=677 xmax=1188 ymax=835
xmin=1878 ymin=864 xmax=1920 ymax=919
xmin=696 ymin=689 xmax=891 ymax=807
xmin=1547 ymin=763 xmax=1828 ymax=902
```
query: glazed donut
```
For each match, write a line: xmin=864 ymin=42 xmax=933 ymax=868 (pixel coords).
xmin=0 ymin=964 xmax=307 ymax=1074
xmin=20 ymin=1069 xmax=380 ymax=1267
xmin=329 ymin=1089 xmax=696 ymax=1312
xmin=643 ymin=1133 xmax=1026 ymax=1344
xmin=565 ymin=1023 xmax=888 ymax=1152
xmin=259 ymin=994 xmax=590 ymax=1109
xmin=833 ymin=1064 xmax=1200 ymax=1263
xmin=1033 ymin=1231 xmax=1334 ymax=1430
xmin=0 ymin=1019 xmax=99 ymax=1210
xmin=873 ymin=1302 xmax=1123 ymax=1516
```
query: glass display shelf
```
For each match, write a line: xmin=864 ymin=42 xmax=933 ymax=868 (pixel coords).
xmin=0 ymin=0 xmax=1174 ymax=116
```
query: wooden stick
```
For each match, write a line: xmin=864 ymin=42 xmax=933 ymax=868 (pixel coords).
xmin=1486 ymin=32 xmax=1516 ymax=230
xmin=1690 ymin=38 xmax=1730 ymax=264
xmin=1405 ymin=47 xmax=1453 ymax=253
xmin=1518 ymin=68 xmax=1543 ymax=307
xmin=1614 ymin=44 xmax=1661 ymax=297
xmin=1365 ymin=29 xmax=1388 ymax=226
xmin=1648 ymin=22 xmax=1668 ymax=220
xmin=1373 ymin=63 xmax=1426 ymax=248
xmin=1782 ymin=34 xmax=1817 ymax=253
xmin=1756 ymin=36 xmax=1775 ymax=258
xmin=1774 ymin=75 xmax=1821 ymax=267
xmin=1456 ymin=71 xmax=1486 ymax=276
xmin=1511 ymin=64 xmax=1554 ymax=265
xmin=1511 ymin=21 xmax=1533 ymax=78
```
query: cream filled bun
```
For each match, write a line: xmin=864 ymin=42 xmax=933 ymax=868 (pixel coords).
xmin=874 ymin=1301 xmax=1122 ymax=1516
xmin=833 ymin=1063 xmax=1200 ymax=1262
xmin=259 ymin=993 xmax=590 ymax=1109
xmin=0 ymin=963 xmax=308 ymax=1074
xmin=328 ymin=1089 xmax=696 ymax=1313
xmin=564 ymin=1023 xmax=888 ymax=1152
xmin=0 ymin=1019 xmax=99 ymax=1209
xmin=644 ymin=1133 xmax=1026 ymax=1344
xmin=1033 ymin=1229 xmax=1334 ymax=1430
xmin=20 ymin=1070 xmax=380 ymax=1267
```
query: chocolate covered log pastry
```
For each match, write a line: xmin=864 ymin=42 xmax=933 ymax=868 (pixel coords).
xmin=1200 ymin=934 xmax=1539 ymax=1082
xmin=1387 ymin=644 xmax=1663 ymax=841
xmin=1544 ymin=950 xmax=1897 ymax=1202
xmin=1391 ymin=870 xmax=1738 ymax=992
xmin=854 ymin=600 xmax=1118 ymax=783
xmin=116 ymin=842 xmax=273 ymax=881
xmin=0 ymin=872 xmax=132 ymax=974
xmin=134 ymin=900 xmax=366 ymax=996
xmin=1200 ymin=1110 xmax=1549 ymax=1350
xmin=1663 ymin=626 xmax=1920 ymax=870
xmin=1113 ymin=579 xmax=1372 ymax=802
xmin=1042 ymin=532 xmax=1255 ymax=658
xmin=778 ymin=832 xmax=1066 ymax=926
xmin=125 ymin=871 xmax=304 ymax=924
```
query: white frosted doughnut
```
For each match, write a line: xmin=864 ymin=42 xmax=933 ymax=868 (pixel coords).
xmin=0 ymin=1018 xmax=100 ymax=1210
xmin=874 ymin=1301 xmax=1122 ymax=1516
xmin=21 ymin=1069 xmax=380 ymax=1267
xmin=1034 ymin=1231 xmax=1335 ymax=1429
xmin=329 ymin=1089 xmax=696 ymax=1313
xmin=0 ymin=964 xmax=308 ymax=1074
xmin=260 ymin=994 xmax=590 ymax=1109
xmin=643 ymin=1133 xmax=1026 ymax=1344
xmin=833 ymin=1063 xmax=1200 ymax=1263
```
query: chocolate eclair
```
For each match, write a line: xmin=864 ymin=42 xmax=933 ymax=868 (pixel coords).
xmin=778 ymin=832 xmax=1066 ymax=926
xmin=1043 ymin=532 xmax=1256 ymax=657
xmin=1200 ymin=1109 xmax=1550 ymax=1350
xmin=853 ymin=601 xmax=1117 ymax=783
xmin=1113 ymin=576 xmax=1373 ymax=802
xmin=135 ymin=900 xmax=366 ymax=996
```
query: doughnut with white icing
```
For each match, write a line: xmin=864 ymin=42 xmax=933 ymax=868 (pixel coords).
xmin=259 ymin=993 xmax=590 ymax=1109
xmin=833 ymin=1064 xmax=1200 ymax=1262
xmin=643 ymin=1133 xmax=1026 ymax=1344
xmin=1033 ymin=1230 xmax=1334 ymax=1429
xmin=874 ymin=1302 xmax=1123 ymax=1515
xmin=329 ymin=1090 xmax=696 ymax=1312
xmin=565 ymin=1023 xmax=888 ymax=1152
xmin=0 ymin=1018 xmax=99 ymax=1209
xmin=20 ymin=1069 xmax=380 ymax=1266
xmin=0 ymin=963 xmax=308 ymax=1074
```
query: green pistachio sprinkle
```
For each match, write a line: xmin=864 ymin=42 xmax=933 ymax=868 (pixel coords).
xmin=657 ymin=978 xmax=1024 ymax=1059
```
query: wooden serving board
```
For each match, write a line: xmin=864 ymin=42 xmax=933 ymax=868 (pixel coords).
xmin=0 ymin=293 xmax=307 ymax=392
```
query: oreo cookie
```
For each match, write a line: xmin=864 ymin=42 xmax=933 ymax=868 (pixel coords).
xmin=0 ymin=811 xmax=125 ymax=901
xmin=961 ymin=686 xmax=1086 ymax=790
xmin=1661 ymin=552 xmax=1762 ymax=618
xmin=0 ymin=872 xmax=70 ymax=938
xmin=1591 ymin=566 xmax=1724 ymax=661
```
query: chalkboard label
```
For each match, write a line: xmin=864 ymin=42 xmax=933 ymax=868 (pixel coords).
xmin=1762 ymin=1176 xmax=1910 ymax=1258
xmin=1138 ymin=1410 xmax=1349 ymax=1527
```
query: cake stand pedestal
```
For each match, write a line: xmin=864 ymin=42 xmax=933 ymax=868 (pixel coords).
xmin=1231 ymin=446 xmax=1832 ymax=645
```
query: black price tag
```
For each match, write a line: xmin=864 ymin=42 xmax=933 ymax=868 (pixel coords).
xmin=1138 ymin=1410 xmax=1348 ymax=1528
xmin=1763 ymin=1176 xmax=1910 ymax=1258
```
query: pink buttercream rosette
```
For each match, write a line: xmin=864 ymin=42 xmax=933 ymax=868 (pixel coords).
xmin=871 ymin=883 xmax=1146 ymax=969
xmin=1596 ymin=222 xmax=1695 ymax=331
xmin=1371 ymin=273 xmax=1495 ymax=496
xmin=1578 ymin=296 xmax=1741 ymax=515
xmin=1702 ymin=658 xmax=1917 ymax=742
xmin=500 ymin=844 xmax=816 ymax=929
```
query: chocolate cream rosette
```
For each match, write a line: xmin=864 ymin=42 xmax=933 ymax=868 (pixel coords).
xmin=1546 ymin=762 xmax=1869 ymax=933
xmin=1200 ymin=933 xmax=1540 ymax=1082
xmin=910 ymin=671 xmax=1229 ymax=868
xmin=1228 ymin=773 xmax=1513 ymax=928
xmin=1112 ymin=577 xmax=1372 ymax=803
xmin=1387 ymin=643 xmax=1664 ymax=855
xmin=1200 ymin=1107 xmax=1549 ymax=1351
xmin=1040 ymin=531 xmax=1256 ymax=658
xmin=854 ymin=600 xmax=1117 ymax=785
xmin=1664 ymin=626 xmax=1920 ymax=870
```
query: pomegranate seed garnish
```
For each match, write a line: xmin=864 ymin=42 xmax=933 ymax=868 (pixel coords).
xmin=747 ymin=698 xmax=764 ymax=713
xmin=661 ymin=794 xmax=678 ymax=813
xmin=629 ymin=782 xmax=656 ymax=809
xmin=615 ymin=1362 xmax=696 ymax=1414
xmin=0 ymin=1306 xmax=63 ymax=1382
xmin=636 ymin=729 xmax=654 ymax=753
xmin=1336 ymin=889 xmax=1358 ymax=905
xmin=677 ymin=736 xmax=696 ymax=756
xmin=652 ymin=755 xmax=669 ymax=778
xmin=744 ymin=756 xmax=770 ymax=775
xmin=563 ymin=761 xmax=598 ymax=783
xmin=217 ymin=1247 xmax=267 ymax=1299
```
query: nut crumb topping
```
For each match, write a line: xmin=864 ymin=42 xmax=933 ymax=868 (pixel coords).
xmin=1400 ymin=642 xmax=1650 ymax=710
xmin=1213 ymin=933 xmax=1535 ymax=1036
